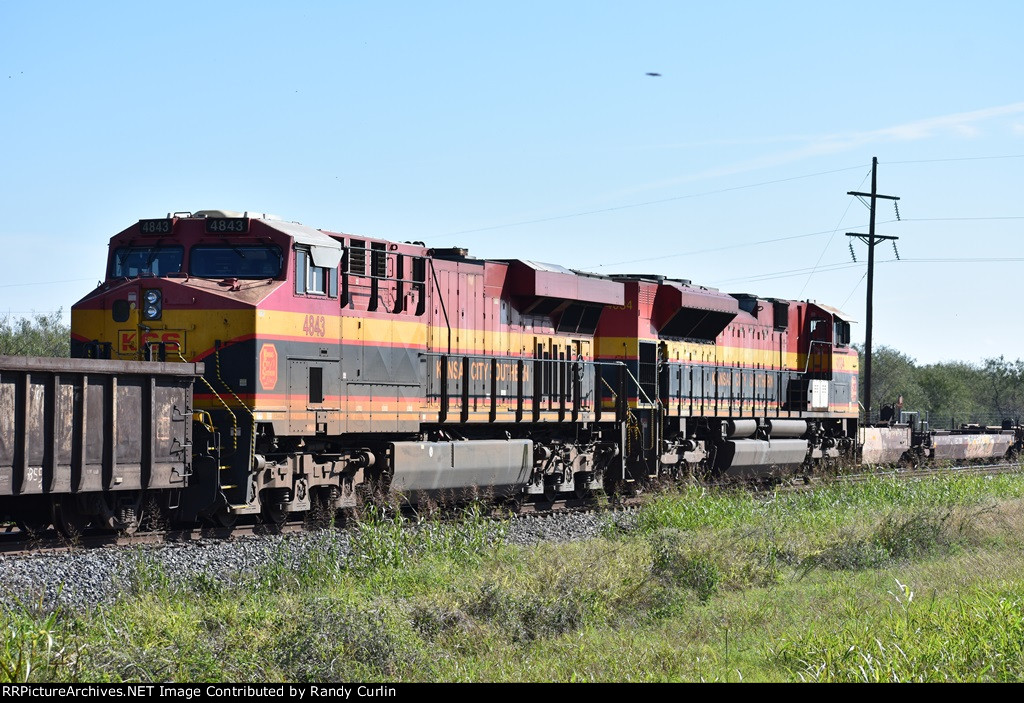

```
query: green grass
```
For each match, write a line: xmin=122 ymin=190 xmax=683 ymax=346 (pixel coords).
xmin=630 ymin=473 xmax=1024 ymax=537
xmin=774 ymin=581 xmax=1024 ymax=682
xmin=3 ymin=472 xmax=1024 ymax=682
xmin=0 ymin=596 xmax=75 ymax=682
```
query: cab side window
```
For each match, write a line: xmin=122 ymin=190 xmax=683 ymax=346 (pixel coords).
xmin=294 ymin=246 xmax=337 ymax=297
xmin=834 ymin=320 xmax=851 ymax=345
xmin=809 ymin=317 xmax=829 ymax=341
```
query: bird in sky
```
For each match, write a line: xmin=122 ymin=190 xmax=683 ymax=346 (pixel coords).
xmin=645 ymin=72 xmax=661 ymax=77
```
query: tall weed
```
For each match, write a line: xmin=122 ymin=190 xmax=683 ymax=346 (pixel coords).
xmin=775 ymin=582 xmax=1024 ymax=682
xmin=801 ymin=509 xmax=978 ymax=574
xmin=0 ymin=598 xmax=77 ymax=682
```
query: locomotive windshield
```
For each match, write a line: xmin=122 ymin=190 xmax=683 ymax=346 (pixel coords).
xmin=110 ymin=245 xmax=184 ymax=278
xmin=189 ymin=244 xmax=283 ymax=279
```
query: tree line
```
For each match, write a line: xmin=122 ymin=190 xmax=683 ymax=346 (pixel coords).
xmin=0 ymin=311 xmax=69 ymax=357
xmin=862 ymin=345 xmax=1024 ymax=428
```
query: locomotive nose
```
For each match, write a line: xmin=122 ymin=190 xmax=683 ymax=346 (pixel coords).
xmin=126 ymin=282 xmax=188 ymax=360
xmin=76 ymin=279 xmax=189 ymax=361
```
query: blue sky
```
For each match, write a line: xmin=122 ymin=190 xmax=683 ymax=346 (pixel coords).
xmin=2 ymin=1 xmax=1022 ymax=365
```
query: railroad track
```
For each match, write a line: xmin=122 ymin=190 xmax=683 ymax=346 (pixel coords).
xmin=757 ymin=461 xmax=1024 ymax=496
xmin=1 ymin=461 xmax=1020 ymax=557
xmin=832 ymin=461 xmax=1023 ymax=483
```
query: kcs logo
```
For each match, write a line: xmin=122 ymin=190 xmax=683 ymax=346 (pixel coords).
xmin=118 ymin=330 xmax=184 ymax=355
xmin=259 ymin=343 xmax=278 ymax=390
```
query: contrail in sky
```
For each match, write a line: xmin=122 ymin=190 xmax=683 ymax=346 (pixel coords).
xmin=617 ymin=101 xmax=1024 ymax=195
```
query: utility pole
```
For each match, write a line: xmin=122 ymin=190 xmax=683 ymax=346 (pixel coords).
xmin=846 ymin=156 xmax=899 ymax=425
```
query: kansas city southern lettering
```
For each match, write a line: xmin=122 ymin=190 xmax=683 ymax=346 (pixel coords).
xmin=434 ymin=358 xmax=531 ymax=382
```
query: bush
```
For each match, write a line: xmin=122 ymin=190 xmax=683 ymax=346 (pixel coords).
xmin=801 ymin=510 xmax=967 ymax=574
xmin=467 ymin=581 xmax=590 ymax=643
xmin=271 ymin=600 xmax=422 ymax=681
xmin=348 ymin=503 xmax=502 ymax=576
xmin=775 ymin=584 xmax=1024 ymax=682
xmin=649 ymin=530 xmax=721 ymax=603
xmin=0 ymin=311 xmax=69 ymax=357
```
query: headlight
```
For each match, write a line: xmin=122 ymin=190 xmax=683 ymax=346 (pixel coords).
xmin=143 ymin=289 xmax=162 ymax=320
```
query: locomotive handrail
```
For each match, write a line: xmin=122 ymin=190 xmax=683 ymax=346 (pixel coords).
xmin=803 ymin=339 xmax=833 ymax=374
xmin=621 ymin=363 xmax=657 ymax=406
xmin=427 ymin=257 xmax=452 ymax=354
xmin=213 ymin=349 xmax=256 ymax=420
xmin=213 ymin=348 xmax=258 ymax=481
xmin=422 ymin=352 xmax=629 ymax=420
xmin=176 ymin=349 xmax=239 ymax=455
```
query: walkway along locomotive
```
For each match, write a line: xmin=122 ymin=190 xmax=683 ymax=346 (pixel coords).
xmin=5 ymin=210 xmax=863 ymax=532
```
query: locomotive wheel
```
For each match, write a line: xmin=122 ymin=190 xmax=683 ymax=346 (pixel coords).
xmin=543 ymin=481 xmax=559 ymax=503
xmin=603 ymin=474 xmax=623 ymax=502
xmin=898 ymin=452 xmax=920 ymax=471
xmin=260 ymin=488 xmax=290 ymax=526
xmin=52 ymin=497 xmax=90 ymax=538
xmin=116 ymin=513 xmax=142 ymax=535
xmin=262 ymin=503 xmax=288 ymax=525
xmin=211 ymin=510 xmax=238 ymax=528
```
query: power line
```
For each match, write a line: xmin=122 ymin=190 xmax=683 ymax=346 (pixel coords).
xmin=886 ymin=154 xmax=1024 ymax=165
xmin=583 ymin=217 xmax=901 ymax=270
xmin=894 ymin=257 xmax=1024 ymax=263
xmin=899 ymin=216 xmax=1024 ymax=222
xmin=714 ymin=255 xmax=1024 ymax=288
xmin=444 ymin=164 xmax=866 ymax=237
xmin=797 ymin=167 xmax=872 ymax=297
xmin=586 ymin=213 xmax=1021 ymax=270
xmin=0 ymin=277 xmax=93 ymax=289
xmin=444 ymin=154 xmax=1024 ymax=238
xmin=439 ymin=153 xmax=1024 ymax=239
xmin=840 ymin=272 xmax=867 ymax=309
xmin=712 ymin=260 xmax=872 ymax=285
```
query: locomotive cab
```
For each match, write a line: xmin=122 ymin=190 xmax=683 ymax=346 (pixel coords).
xmin=70 ymin=212 xmax=351 ymax=521
xmin=800 ymin=302 xmax=858 ymax=415
xmin=71 ymin=211 xmax=300 ymax=363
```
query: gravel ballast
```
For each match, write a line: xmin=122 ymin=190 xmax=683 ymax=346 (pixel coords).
xmin=0 ymin=507 xmax=638 ymax=611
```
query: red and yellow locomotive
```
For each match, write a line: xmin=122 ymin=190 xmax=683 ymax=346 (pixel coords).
xmin=70 ymin=210 xmax=859 ymax=526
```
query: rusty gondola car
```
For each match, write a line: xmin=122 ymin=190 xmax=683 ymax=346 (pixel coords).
xmin=0 ymin=355 xmax=201 ymax=533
